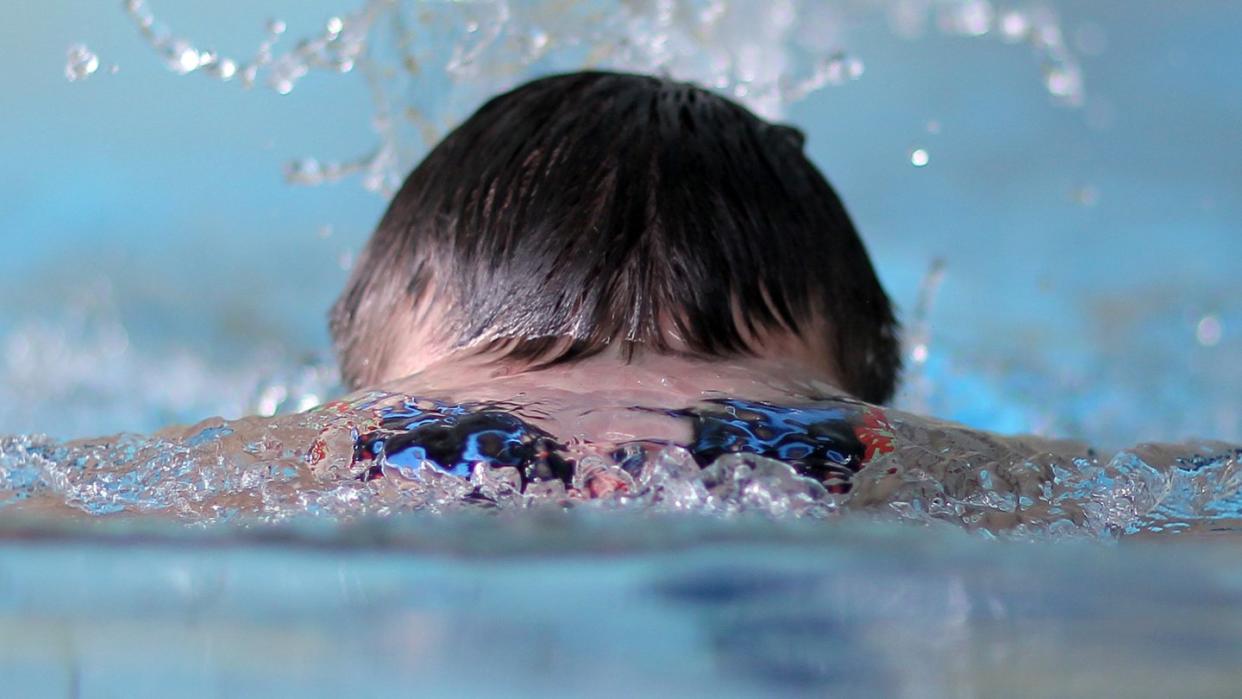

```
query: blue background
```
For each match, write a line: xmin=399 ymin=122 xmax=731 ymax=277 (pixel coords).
xmin=0 ymin=0 xmax=1238 ymax=446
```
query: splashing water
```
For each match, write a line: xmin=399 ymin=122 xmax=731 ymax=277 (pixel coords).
xmin=64 ymin=43 xmax=100 ymax=82
xmin=3 ymin=388 xmax=1238 ymax=541
xmin=0 ymin=280 xmax=340 ymax=439
xmin=93 ymin=0 xmax=1085 ymax=194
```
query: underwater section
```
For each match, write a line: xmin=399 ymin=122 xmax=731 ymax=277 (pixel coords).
xmin=3 ymin=515 xmax=1242 ymax=697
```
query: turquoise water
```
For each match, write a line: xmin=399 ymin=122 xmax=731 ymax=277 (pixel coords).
xmin=1 ymin=1 xmax=1241 ymax=695
xmin=4 ymin=515 xmax=1242 ymax=697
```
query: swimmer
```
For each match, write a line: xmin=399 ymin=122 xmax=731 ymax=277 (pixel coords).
xmin=325 ymin=70 xmax=905 ymax=493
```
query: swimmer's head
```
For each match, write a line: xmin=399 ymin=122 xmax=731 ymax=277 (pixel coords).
xmin=331 ymin=71 xmax=901 ymax=403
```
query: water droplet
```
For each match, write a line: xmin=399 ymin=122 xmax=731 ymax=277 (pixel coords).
xmin=214 ymin=58 xmax=237 ymax=80
xmin=286 ymin=158 xmax=322 ymax=183
xmin=525 ymin=29 xmax=550 ymax=55
xmin=1035 ymin=23 xmax=1062 ymax=48
xmin=823 ymin=52 xmax=864 ymax=84
xmin=1043 ymin=64 xmax=1084 ymax=105
xmin=912 ymin=344 xmax=929 ymax=363
xmin=910 ymin=148 xmax=930 ymax=167
xmin=943 ymin=0 xmax=993 ymax=37
xmin=1196 ymin=315 xmax=1223 ymax=347
xmin=64 ymin=44 xmax=99 ymax=82
xmin=240 ymin=64 xmax=259 ymax=87
xmin=167 ymin=41 xmax=201 ymax=74
xmin=999 ymin=11 xmax=1029 ymax=42
xmin=103 ymin=0 xmax=1088 ymax=196
xmin=846 ymin=57 xmax=864 ymax=80
xmin=256 ymin=384 xmax=287 ymax=417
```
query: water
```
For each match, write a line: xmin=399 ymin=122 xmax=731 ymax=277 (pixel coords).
xmin=108 ymin=0 xmax=1084 ymax=195
xmin=3 ymin=391 xmax=1239 ymax=539
xmin=2 ymin=515 xmax=1241 ymax=698
xmin=3 ymin=0 xmax=1242 ymax=694
xmin=63 ymin=44 xmax=100 ymax=82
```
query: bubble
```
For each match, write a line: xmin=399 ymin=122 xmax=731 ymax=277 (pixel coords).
xmin=1196 ymin=315 xmax=1223 ymax=347
xmin=326 ymin=16 xmax=344 ymax=37
xmin=909 ymin=148 xmax=930 ymax=167
xmin=64 ymin=44 xmax=100 ymax=82
xmin=267 ymin=19 xmax=287 ymax=35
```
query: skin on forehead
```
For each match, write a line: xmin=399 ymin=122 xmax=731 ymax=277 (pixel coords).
xmin=368 ymin=299 xmax=849 ymax=447
xmin=370 ymin=272 xmax=844 ymax=398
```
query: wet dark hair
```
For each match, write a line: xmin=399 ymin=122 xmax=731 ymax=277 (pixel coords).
xmin=331 ymin=70 xmax=900 ymax=403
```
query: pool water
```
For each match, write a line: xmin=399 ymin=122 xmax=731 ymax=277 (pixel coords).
xmin=1 ymin=0 xmax=1240 ymax=695
xmin=5 ymin=515 xmax=1242 ymax=698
